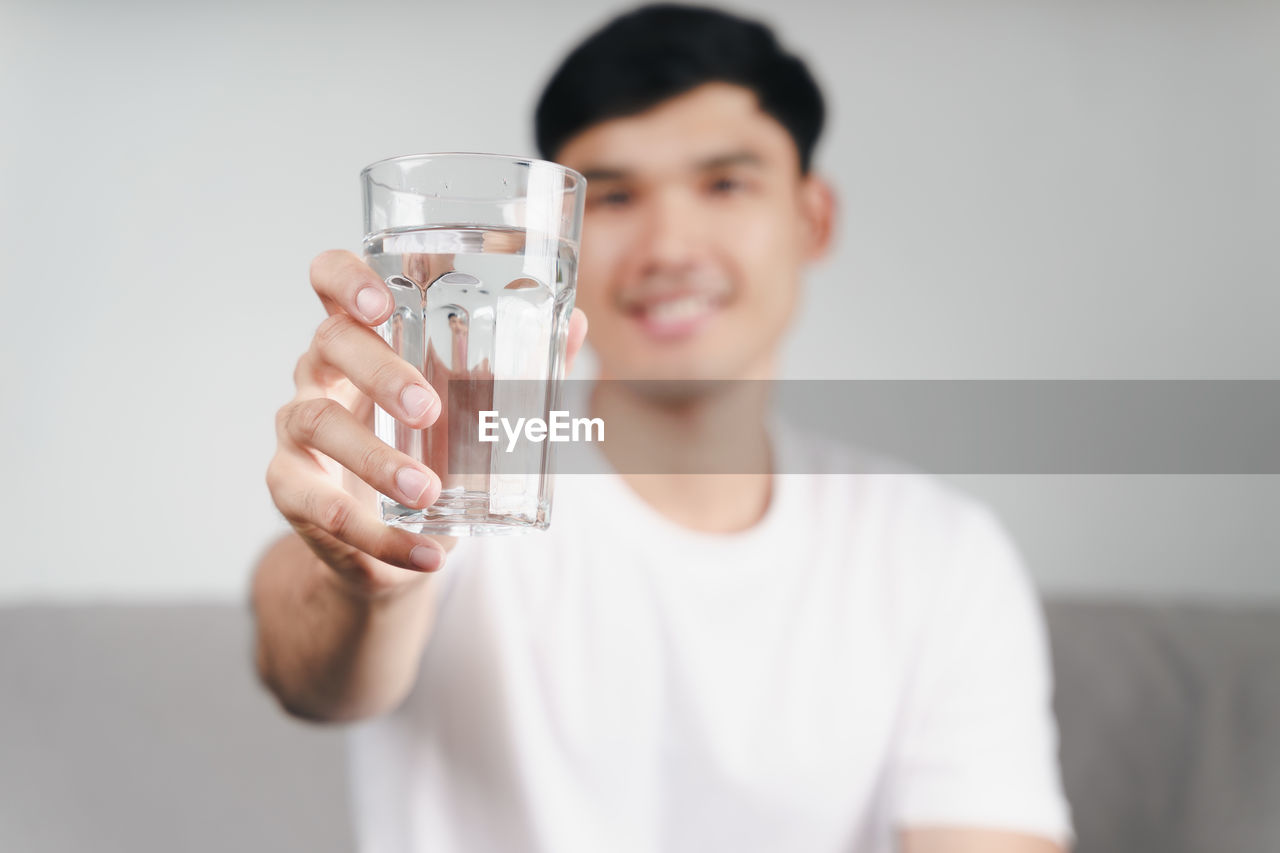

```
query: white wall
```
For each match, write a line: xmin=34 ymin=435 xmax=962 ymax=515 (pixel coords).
xmin=2 ymin=0 xmax=1276 ymax=602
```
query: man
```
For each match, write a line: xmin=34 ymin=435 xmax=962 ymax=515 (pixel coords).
xmin=253 ymin=5 xmax=1074 ymax=852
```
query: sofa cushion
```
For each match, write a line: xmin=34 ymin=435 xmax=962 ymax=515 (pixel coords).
xmin=1044 ymin=599 xmax=1280 ymax=853
xmin=0 ymin=604 xmax=351 ymax=853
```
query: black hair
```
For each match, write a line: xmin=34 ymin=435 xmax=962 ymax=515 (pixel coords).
xmin=535 ymin=3 xmax=825 ymax=173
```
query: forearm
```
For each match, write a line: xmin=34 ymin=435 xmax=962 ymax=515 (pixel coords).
xmin=250 ymin=533 xmax=437 ymax=723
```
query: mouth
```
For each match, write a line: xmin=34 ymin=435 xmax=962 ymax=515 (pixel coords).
xmin=621 ymin=290 xmax=728 ymax=340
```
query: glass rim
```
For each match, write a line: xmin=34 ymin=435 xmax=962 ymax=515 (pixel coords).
xmin=359 ymin=151 xmax=585 ymax=190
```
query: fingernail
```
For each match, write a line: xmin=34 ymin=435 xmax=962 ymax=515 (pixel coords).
xmin=395 ymin=467 xmax=431 ymax=504
xmin=410 ymin=545 xmax=443 ymax=571
xmin=401 ymin=384 xmax=437 ymax=420
xmin=356 ymin=286 xmax=389 ymax=322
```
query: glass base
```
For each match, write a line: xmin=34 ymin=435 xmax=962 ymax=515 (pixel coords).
xmin=381 ymin=489 xmax=548 ymax=536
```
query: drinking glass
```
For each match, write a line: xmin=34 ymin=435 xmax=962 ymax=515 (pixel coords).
xmin=360 ymin=153 xmax=585 ymax=535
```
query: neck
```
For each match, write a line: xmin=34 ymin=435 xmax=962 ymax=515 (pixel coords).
xmin=589 ymin=362 xmax=777 ymax=534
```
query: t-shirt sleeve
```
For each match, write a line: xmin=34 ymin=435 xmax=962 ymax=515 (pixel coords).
xmin=887 ymin=501 xmax=1075 ymax=848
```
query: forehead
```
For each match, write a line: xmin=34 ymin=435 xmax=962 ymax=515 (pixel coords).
xmin=555 ymin=82 xmax=800 ymax=177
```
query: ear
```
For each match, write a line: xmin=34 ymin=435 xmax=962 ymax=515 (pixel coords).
xmin=797 ymin=174 xmax=837 ymax=262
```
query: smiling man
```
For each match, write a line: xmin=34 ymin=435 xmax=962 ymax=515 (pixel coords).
xmin=560 ymin=85 xmax=822 ymax=383
xmin=253 ymin=5 xmax=1074 ymax=852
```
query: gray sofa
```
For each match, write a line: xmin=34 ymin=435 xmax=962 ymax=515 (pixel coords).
xmin=1 ymin=600 xmax=1277 ymax=852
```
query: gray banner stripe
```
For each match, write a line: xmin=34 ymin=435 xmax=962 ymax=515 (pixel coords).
xmin=443 ymin=380 xmax=1280 ymax=474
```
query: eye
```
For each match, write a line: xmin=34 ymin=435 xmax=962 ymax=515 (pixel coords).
xmin=591 ymin=189 xmax=633 ymax=208
xmin=708 ymin=175 xmax=746 ymax=195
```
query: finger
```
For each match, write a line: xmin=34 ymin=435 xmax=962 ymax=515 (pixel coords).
xmin=291 ymin=344 xmax=371 ymax=417
xmin=309 ymin=249 xmax=393 ymax=325
xmin=565 ymin=307 xmax=588 ymax=376
xmin=276 ymin=396 xmax=442 ymax=509
xmin=311 ymin=313 xmax=441 ymax=428
xmin=267 ymin=452 xmax=447 ymax=573
xmin=293 ymin=342 xmax=347 ymax=398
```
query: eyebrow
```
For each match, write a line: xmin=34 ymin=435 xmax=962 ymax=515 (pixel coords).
xmin=579 ymin=150 xmax=766 ymax=183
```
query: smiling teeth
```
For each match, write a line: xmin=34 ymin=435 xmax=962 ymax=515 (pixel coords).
xmin=645 ymin=295 xmax=714 ymax=323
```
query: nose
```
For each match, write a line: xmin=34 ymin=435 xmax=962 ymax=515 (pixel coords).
xmin=636 ymin=187 xmax=705 ymax=276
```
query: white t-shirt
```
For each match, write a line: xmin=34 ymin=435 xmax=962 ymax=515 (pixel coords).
xmin=346 ymin=419 xmax=1075 ymax=852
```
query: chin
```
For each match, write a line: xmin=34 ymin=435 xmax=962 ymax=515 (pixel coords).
xmin=602 ymin=351 xmax=754 ymax=384
xmin=594 ymin=317 xmax=774 ymax=382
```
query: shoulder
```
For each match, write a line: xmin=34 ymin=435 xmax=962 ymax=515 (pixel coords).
xmin=773 ymin=419 xmax=1033 ymax=607
xmin=773 ymin=418 xmax=997 ymax=540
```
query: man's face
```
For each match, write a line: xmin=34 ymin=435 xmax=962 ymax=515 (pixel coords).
xmin=556 ymin=82 xmax=833 ymax=382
